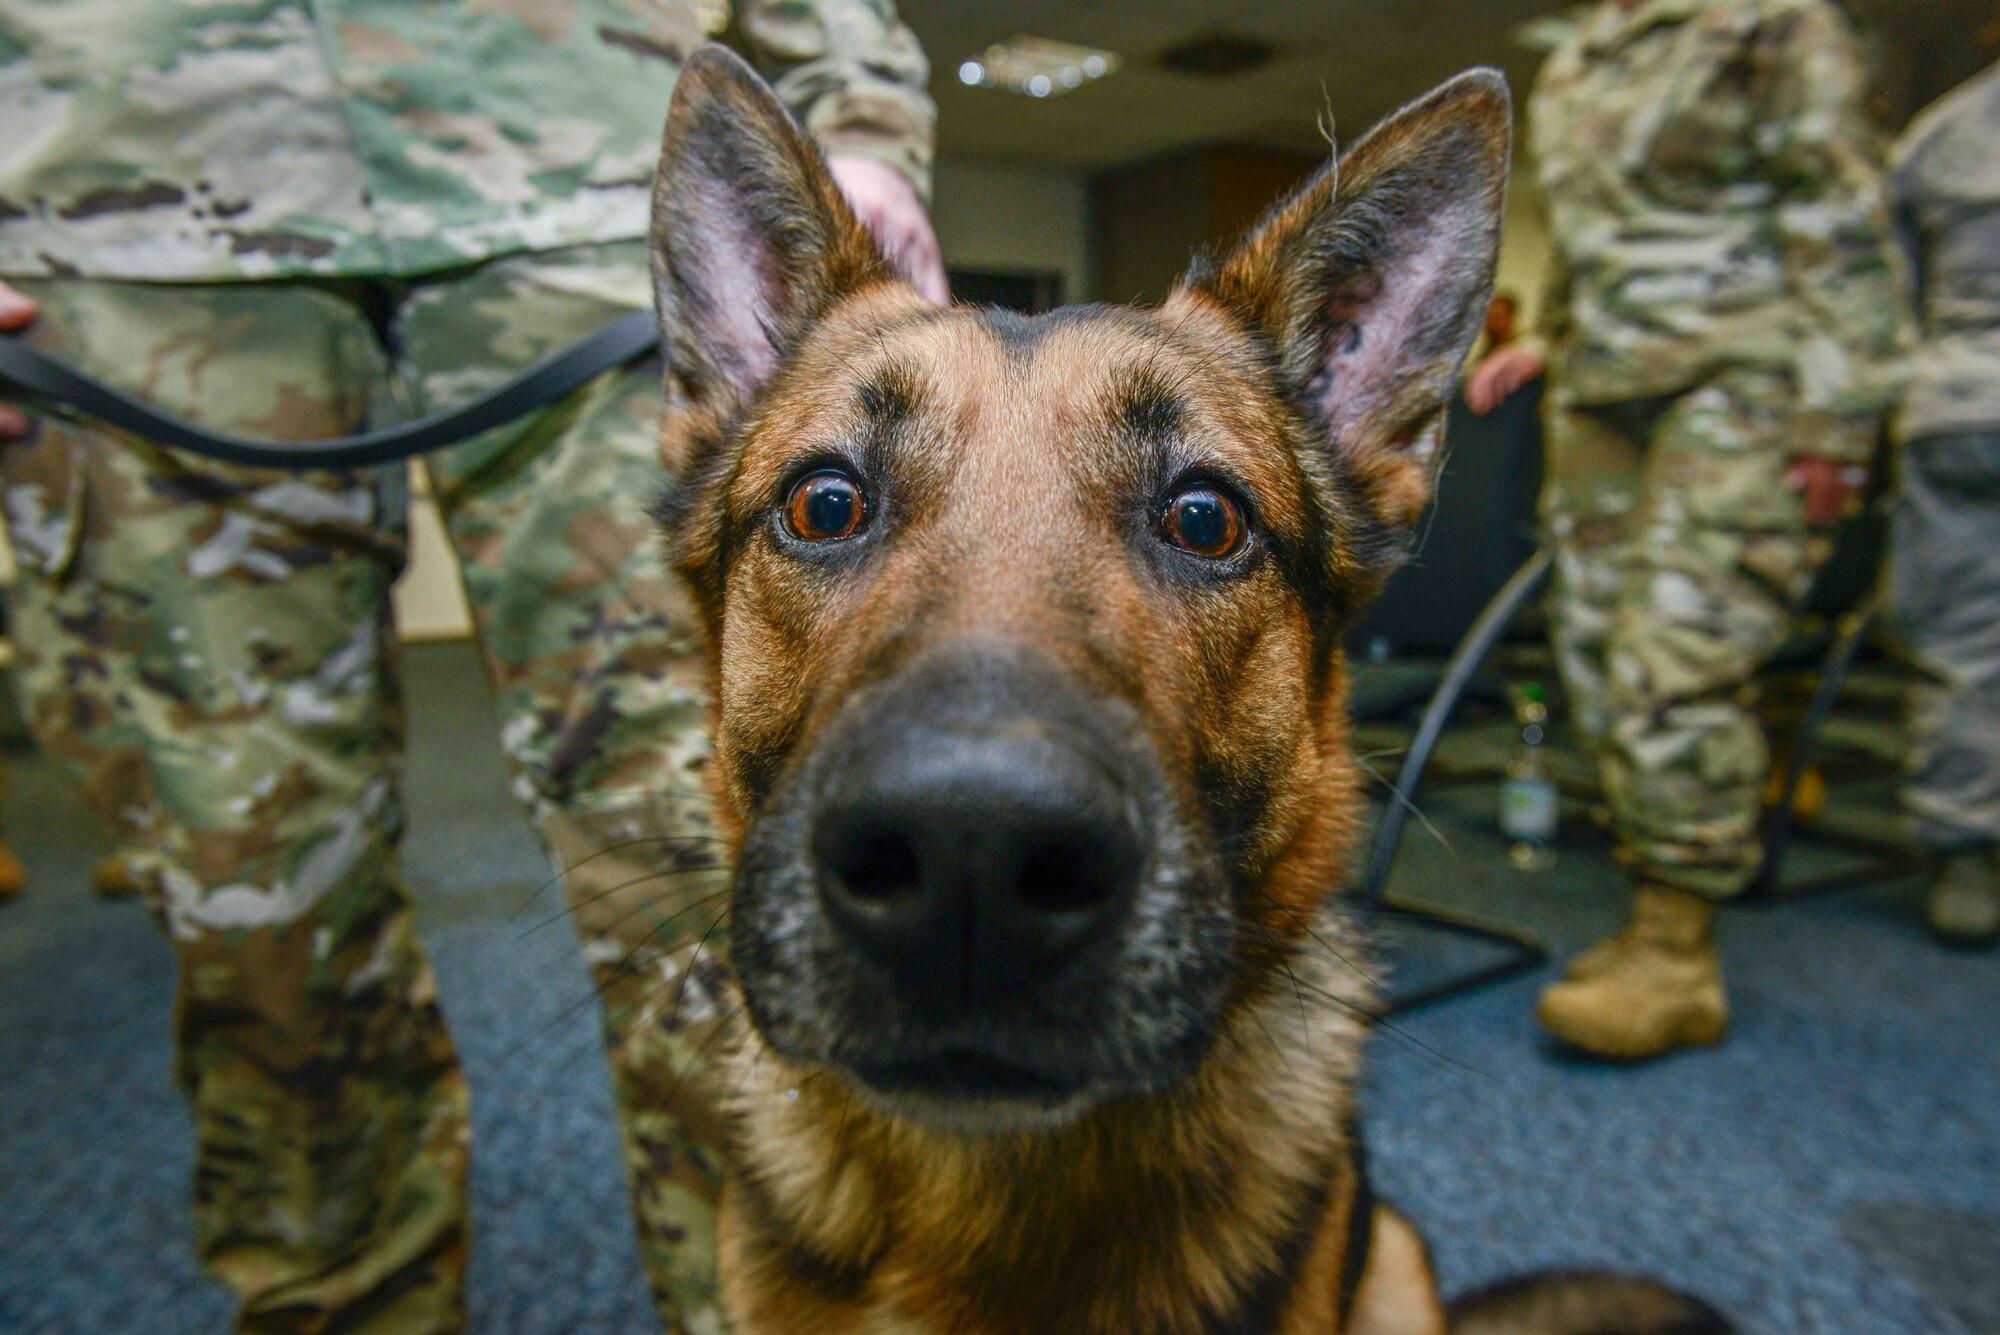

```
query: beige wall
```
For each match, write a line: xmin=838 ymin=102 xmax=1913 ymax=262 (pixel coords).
xmin=932 ymin=155 xmax=1093 ymax=305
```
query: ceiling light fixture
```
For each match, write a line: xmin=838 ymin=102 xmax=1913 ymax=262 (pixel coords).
xmin=956 ymin=36 xmax=1120 ymax=98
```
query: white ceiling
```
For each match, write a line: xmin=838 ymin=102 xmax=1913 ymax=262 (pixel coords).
xmin=901 ymin=0 xmax=1999 ymax=171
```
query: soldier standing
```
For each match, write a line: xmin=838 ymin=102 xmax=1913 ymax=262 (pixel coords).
xmin=1888 ymin=57 xmax=2000 ymax=947
xmin=0 ymin=2 xmax=942 ymax=1331
xmin=1468 ymin=0 xmax=1900 ymax=1061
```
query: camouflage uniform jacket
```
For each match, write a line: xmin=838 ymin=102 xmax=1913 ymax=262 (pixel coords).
xmin=1891 ymin=60 xmax=2000 ymax=443
xmin=1528 ymin=0 xmax=1900 ymax=459
xmin=0 ymin=0 xmax=932 ymax=281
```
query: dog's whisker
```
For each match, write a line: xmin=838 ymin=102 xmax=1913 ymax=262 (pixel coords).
xmin=505 ymin=828 xmax=726 ymax=921
xmin=1236 ymin=893 xmax=1389 ymax=993
xmin=587 ymin=899 xmax=729 ymax=1000
xmin=585 ymin=878 xmax=731 ymax=949
xmin=1351 ymin=753 xmax=1453 ymax=854
xmin=1217 ymin=1021 xmax=1260 ymax=1074
xmin=1244 ymin=1007 xmax=1298 ymax=1080
xmin=1238 ymin=932 xmax=1488 ymax=1080
xmin=510 ymin=852 xmax=610 ymax=926
xmin=1274 ymin=958 xmax=1319 ymax=1060
xmin=661 ymin=910 xmax=732 ymax=1036
xmin=525 ymin=903 xmax=728 ymax=1067
xmin=626 ymin=926 xmax=734 ymax=1024
xmin=1352 ymin=1011 xmax=1487 ymax=1080
xmin=515 ymin=869 xmax=726 ymax=941
xmin=659 ymin=991 xmax=749 ymax=1104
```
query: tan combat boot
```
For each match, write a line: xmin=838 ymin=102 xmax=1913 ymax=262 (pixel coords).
xmin=0 ymin=838 xmax=22 ymax=901
xmin=1559 ymin=927 xmax=1631 ymax=983
xmin=1926 ymin=850 xmax=2000 ymax=948
xmin=1537 ymin=882 xmax=1728 ymax=1060
xmin=1557 ymin=878 xmax=1699 ymax=983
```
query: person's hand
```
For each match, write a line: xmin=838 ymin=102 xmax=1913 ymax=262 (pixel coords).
xmin=1785 ymin=456 xmax=1870 ymax=526
xmin=0 ymin=280 xmax=37 ymax=440
xmin=1465 ymin=344 xmax=1545 ymax=415
xmin=827 ymin=154 xmax=949 ymax=306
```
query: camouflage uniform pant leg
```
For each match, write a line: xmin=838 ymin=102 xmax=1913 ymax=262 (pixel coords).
xmin=0 ymin=280 xmax=471 ymax=1334
xmin=1891 ymin=430 xmax=2000 ymax=850
xmin=1596 ymin=369 xmax=1830 ymax=899
xmin=1541 ymin=391 xmax=1650 ymax=744
xmin=393 ymin=242 xmax=732 ymax=1334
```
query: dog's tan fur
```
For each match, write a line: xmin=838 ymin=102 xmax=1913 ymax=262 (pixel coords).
xmin=646 ymin=45 xmax=1725 ymax=1335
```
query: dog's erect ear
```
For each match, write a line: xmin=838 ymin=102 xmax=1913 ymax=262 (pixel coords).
xmin=650 ymin=43 xmax=894 ymax=420
xmin=1185 ymin=70 xmax=1510 ymax=533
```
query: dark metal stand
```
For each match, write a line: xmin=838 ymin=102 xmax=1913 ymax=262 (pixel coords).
xmin=1362 ymin=550 xmax=1553 ymax=1015
xmin=1746 ymin=593 xmax=1919 ymax=900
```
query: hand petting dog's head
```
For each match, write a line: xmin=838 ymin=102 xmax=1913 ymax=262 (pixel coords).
xmin=650 ymin=44 xmax=1508 ymax=1132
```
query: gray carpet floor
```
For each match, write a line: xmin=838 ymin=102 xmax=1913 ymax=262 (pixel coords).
xmin=2 ymin=641 xmax=1995 ymax=1334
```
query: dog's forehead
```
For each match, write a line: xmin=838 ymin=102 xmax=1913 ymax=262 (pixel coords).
xmin=741 ymin=300 xmax=1312 ymax=520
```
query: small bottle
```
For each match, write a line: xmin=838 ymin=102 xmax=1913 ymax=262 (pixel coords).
xmin=1500 ymin=683 xmax=1558 ymax=872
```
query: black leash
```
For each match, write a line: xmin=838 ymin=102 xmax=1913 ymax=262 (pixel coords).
xmin=0 ymin=310 xmax=660 ymax=470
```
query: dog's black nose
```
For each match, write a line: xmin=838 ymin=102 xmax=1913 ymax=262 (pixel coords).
xmin=811 ymin=722 xmax=1144 ymax=1009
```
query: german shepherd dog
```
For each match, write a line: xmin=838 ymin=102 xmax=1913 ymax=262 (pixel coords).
xmin=646 ymin=44 xmax=1732 ymax=1335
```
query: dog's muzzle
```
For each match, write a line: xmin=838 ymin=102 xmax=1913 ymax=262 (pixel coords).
xmin=731 ymin=649 xmax=1229 ymax=1116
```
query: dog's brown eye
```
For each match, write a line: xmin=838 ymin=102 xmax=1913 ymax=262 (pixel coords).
xmin=785 ymin=470 xmax=866 ymax=542
xmin=1161 ymin=486 xmax=1245 ymax=559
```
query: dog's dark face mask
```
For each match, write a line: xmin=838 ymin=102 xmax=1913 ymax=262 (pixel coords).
xmin=648 ymin=45 xmax=1509 ymax=1131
